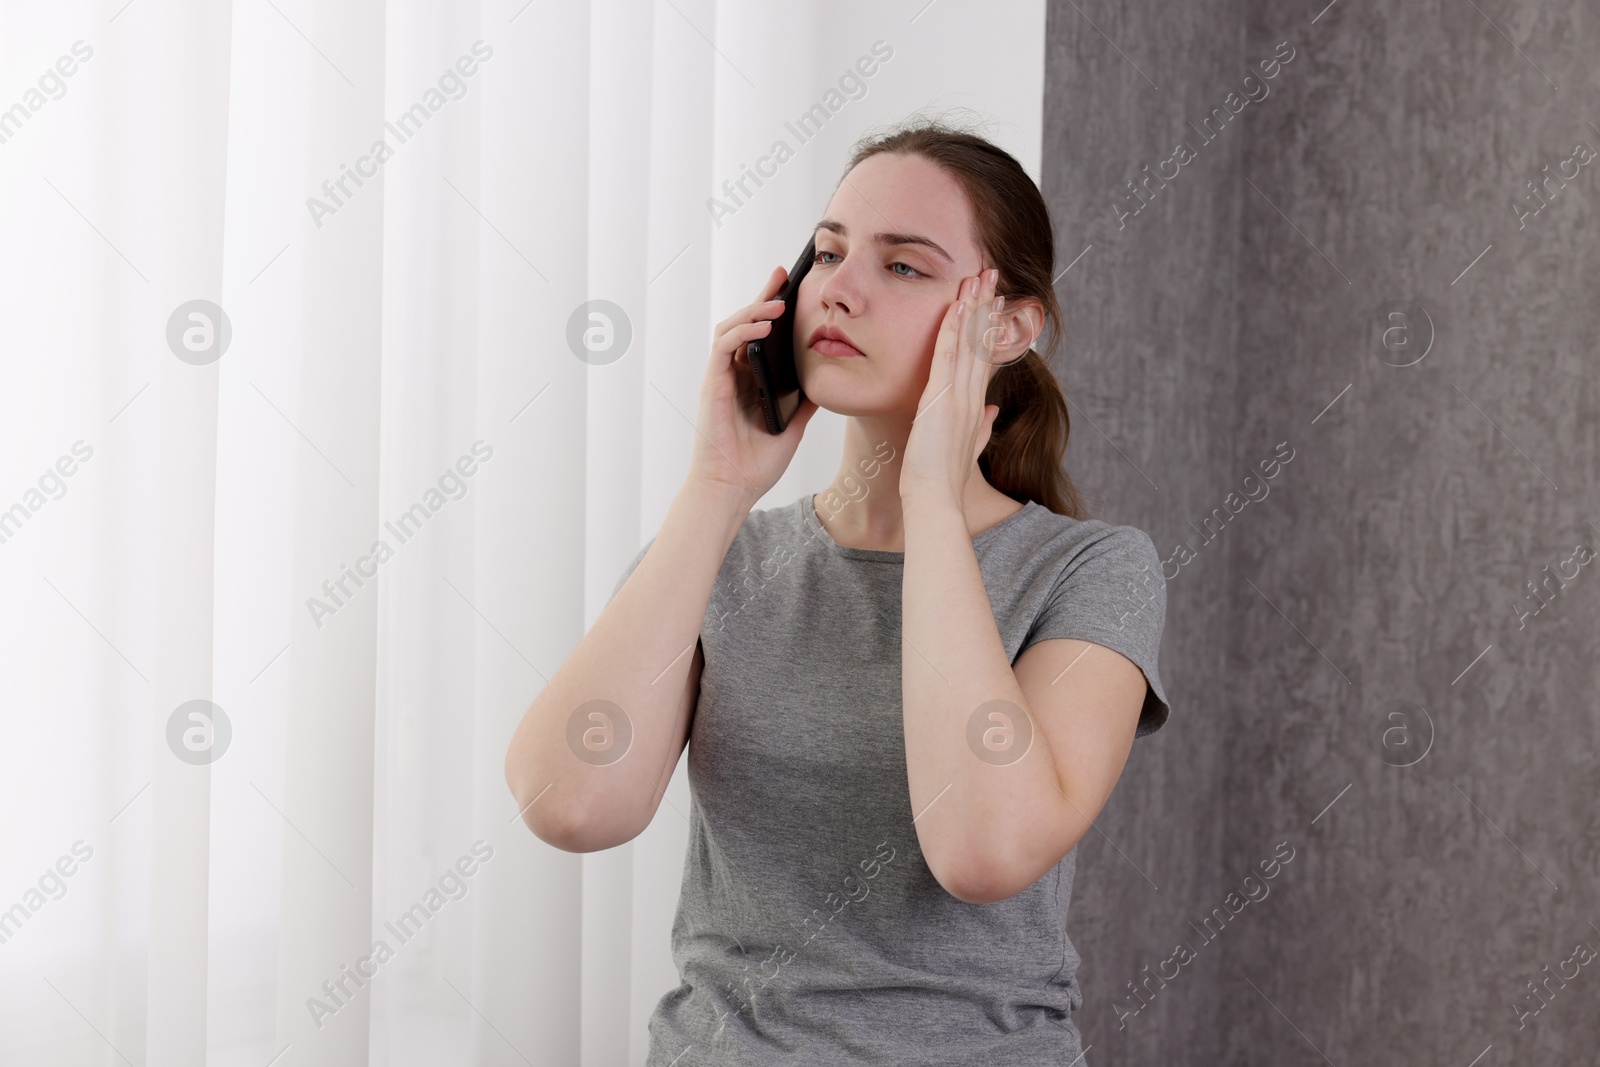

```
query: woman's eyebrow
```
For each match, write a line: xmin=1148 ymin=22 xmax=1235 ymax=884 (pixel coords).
xmin=813 ymin=218 xmax=953 ymax=265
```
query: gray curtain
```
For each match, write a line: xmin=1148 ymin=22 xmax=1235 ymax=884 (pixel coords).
xmin=1044 ymin=0 xmax=1599 ymax=1062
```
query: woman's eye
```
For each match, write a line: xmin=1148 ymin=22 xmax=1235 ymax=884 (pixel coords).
xmin=812 ymin=250 xmax=921 ymax=278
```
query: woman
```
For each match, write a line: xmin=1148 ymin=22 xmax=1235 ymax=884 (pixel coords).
xmin=505 ymin=119 xmax=1172 ymax=1066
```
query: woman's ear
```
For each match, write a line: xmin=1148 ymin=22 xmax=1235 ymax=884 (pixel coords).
xmin=980 ymin=297 xmax=1045 ymax=368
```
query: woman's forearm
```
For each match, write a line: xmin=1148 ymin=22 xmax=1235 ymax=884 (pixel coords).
xmin=899 ymin=494 xmax=1067 ymax=899
xmin=504 ymin=479 xmax=750 ymax=849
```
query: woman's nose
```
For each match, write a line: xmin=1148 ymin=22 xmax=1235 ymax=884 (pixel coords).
xmin=818 ymin=259 xmax=863 ymax=313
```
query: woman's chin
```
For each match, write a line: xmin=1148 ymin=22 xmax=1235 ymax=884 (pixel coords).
xmin=800 ymin=359 xmax=918 ymax=415
xmin=799 ymin=382 xmax=912 ymax=420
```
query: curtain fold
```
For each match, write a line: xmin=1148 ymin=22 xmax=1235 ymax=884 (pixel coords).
xmin=273 ymin=0 xmax=386 ymax=1062
xmin=147 ymin=1 xmax=232 ymax=1063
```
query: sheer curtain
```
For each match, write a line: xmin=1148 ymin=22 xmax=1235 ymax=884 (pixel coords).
xmin=0 ymin=0 xmax=1043 ymax=1063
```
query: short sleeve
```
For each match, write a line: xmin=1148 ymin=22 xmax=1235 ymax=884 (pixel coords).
xmin=1021 ymin=525 xmax=1171 ymax=737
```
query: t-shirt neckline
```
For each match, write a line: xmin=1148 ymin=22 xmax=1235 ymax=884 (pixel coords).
xmin=798 ymin=493 xmax=1036 ymax=562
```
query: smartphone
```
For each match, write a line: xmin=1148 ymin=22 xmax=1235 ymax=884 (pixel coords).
xmin=745 ymin=237 xmax=815 ymax=434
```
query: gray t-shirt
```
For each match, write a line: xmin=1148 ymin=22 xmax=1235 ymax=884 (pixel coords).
xmin=607 ymin=493 xmax=1171 ymax=1066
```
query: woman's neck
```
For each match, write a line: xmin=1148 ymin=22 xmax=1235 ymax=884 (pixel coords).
xmin=815 ymin=417 xmax=1021 ymax=552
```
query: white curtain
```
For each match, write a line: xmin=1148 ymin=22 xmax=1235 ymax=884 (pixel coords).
xmin=0 ymin=0 xmax=1043 ymax=1063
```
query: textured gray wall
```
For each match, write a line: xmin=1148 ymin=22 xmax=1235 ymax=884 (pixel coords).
xmin=1044 ymin=0 xmax=1599 ymax=1063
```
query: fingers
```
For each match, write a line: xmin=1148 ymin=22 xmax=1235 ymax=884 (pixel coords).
xmin=759 ymin=264 xmax=787 ymax=301
xmin=721 ymin=319 xmax=774 ymax=367
xmin=720 ymin=266 xmax=784 ymax=334
xmin=714 ymin=266 xmax=787 ymax=338
xmin=928 ymin=269 xmax=1002 ymax=402
xmin=709 ymin=265 xmax=789 ymax=375
xmin=715 ymin=302 xmax=787 ymax=362
xmin=932 ymin=282 xmax=967 ymax=369
xmin=954 ymin=269 xmax=1004 ymax=366
xmin=715 ymin=298 xmax=782 ymax=338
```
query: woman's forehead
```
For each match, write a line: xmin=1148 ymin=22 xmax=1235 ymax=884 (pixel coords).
xmin=823 ymin=155 xmax=979 ymax=267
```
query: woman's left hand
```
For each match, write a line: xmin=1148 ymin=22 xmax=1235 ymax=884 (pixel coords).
xmin=899 ymin=268 xmax=1005 ymax=508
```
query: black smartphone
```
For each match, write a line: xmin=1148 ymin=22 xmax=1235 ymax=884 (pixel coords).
xmin=745 ymin=237 xmax=815 ymax=434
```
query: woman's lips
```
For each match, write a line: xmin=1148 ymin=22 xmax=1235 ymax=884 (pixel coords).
xmin=813 ymin=338 xmax=865 ymax=358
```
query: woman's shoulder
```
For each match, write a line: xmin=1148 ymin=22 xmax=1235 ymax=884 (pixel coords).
xmin=998 ymin=503 xmax=1160 ymax=571
xmin=731 ymin=493 xmax=807 ymax=544
xmin=705 ymin=494 xmax=810 ymax=579
xmin=604 ymin=496 xmax=808 ymax=613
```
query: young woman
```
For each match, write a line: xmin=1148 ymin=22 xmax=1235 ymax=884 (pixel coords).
xmin=506 ymin=120 xmax=1171 ymax=1066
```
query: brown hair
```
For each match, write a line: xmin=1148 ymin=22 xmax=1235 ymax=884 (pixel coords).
xmin=838 ymin=116 xmax=1086 ymax=519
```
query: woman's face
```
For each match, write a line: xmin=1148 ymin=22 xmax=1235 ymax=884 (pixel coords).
xmin=793 ymin=152 xmax=992 ymax=417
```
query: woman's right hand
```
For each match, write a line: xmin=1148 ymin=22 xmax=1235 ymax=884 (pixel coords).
xmin=685 ymin=264 xmax=820 ymax=505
